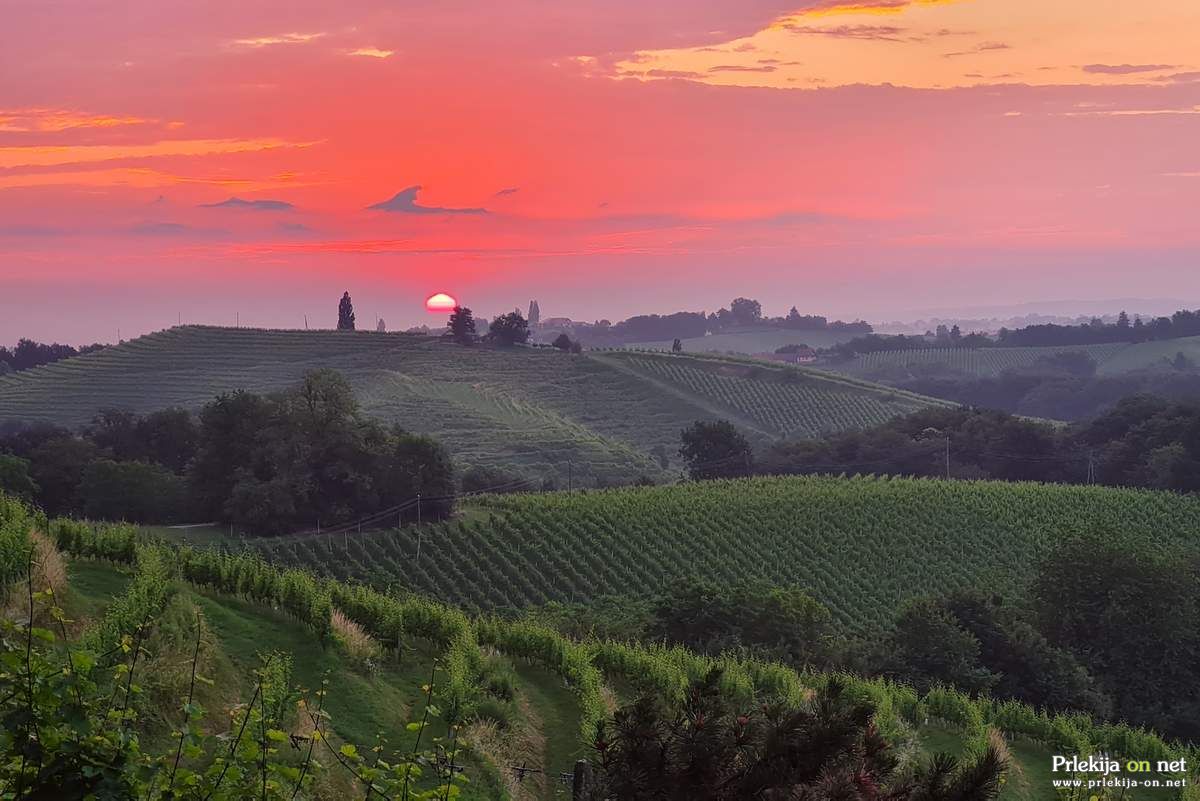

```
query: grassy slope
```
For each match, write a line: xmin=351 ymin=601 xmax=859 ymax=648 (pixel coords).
xmin=1095 ymin=334 xmax=1200 ymax=375
xmin=66 ymin=558 xmax=507 ymax=800
xmin=64 ymin=561 xmax=1125 ymax=801
xmin=253 ymin=476 xmax=1200 ymax=633
xmin=0 ymin=326 xmax=946 ymax=482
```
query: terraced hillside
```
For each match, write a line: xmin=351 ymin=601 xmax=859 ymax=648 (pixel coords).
xmin=249 ymin=476 xmax=1200 ymax=633
xmin=598 ymin=351 xmax=953 ymax=438
xmin=828 ymin=342 xmax=1133 ymax=378
xmin=625 ymin=327 xmax=860 ymax=354
xmin=0 ymin=326 xmax=950 ymax=482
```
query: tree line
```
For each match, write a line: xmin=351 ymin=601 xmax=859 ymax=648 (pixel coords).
xmin=0 ymin=369 xmax=456 ymax=533
xmin=0 ymin=338 xmax=107 ymax=375
xmin=679 ymin=398 xmax=1200 ymax=492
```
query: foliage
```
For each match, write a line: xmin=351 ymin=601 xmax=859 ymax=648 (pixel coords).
xmin=0 ymin=453 xmax=38 ymax=501
xmin=448 ymin=306 xmax=478 ymax=345
xmin=0 ymin=338 xmax=105 ymax=373
xmin=1033 ymin=535 xmax=1200 ymax=740
xmin=647 ymin=578 xmax=839 ymax=669
xmin=586 ymin=669 xmax=1006 ymax=801
xmin=11 ymin=493 xmax=1193 ymax=793
xmin=551 ymin=333 xmax=573 ymax=351
xmin=337 ymin=291 xmax=355 ymax=330
xmin=679 ymin=420 xmax=753 ymax=479
xmin=486 ymin=311 xmax=529 ymax=346
xmin=191 ymin=369 xmax=456 ymax=533
xmin=77 ymin=458 xmax=192 ymax=523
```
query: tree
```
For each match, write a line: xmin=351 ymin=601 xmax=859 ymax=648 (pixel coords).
xmin=77 ymin=459 xmax=191 ymax=523
xmin=337 ymin=291 xmax=356 ymax=330
xmin=671 ymin=338 xmax=683 ymax=353
xmin=528 ymin=299 xmax=540 ymax=327
xmin=1033 ymin=534 xmax=1200 ymax=739
xmin=729 ymin=297 xmax=762 ymax=326
xmin=376 ymin=318 xmax=387 ymax=332
xmin=1117 ymin=310 xmax=1131 ymax=329
xmin=28 ymin=435 xmax=98 ymax=516
xmin=884 ymin=597 xmax=998 ymax=694
xmin=488 ymin=310 xmax=530 ymax=346
xmin=0 ymin=454 xmax=38 ymax=501
xmin=679 ymin=420 xmax=753 ymax=480
xmin=648 ymin=578 xmax=837 ymax=668
xmin=552 ymin=333 xmax=573 ymax=351
xmin=447 ymin=306 xmax=478 ymax=345
xmin=587 ymin=670 xmax=1005 ymax=801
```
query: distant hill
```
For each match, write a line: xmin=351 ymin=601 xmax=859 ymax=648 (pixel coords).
xmin=0 ymin=326 xmax=947 ymax=484
xmin=625 ymin=328 xmax=859 ymax=354
xmin=827 ymin=342 xmax=1132 ymax=378
xmin=825 ymin=335 xmax=1200 ymax=379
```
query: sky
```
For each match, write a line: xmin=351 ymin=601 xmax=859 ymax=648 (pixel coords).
xmin=2 ymin=0 xmax=1199 ymax=343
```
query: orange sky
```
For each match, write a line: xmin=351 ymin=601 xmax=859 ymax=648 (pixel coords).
xmin=2 ymin=0 xmax=1199 ymax=341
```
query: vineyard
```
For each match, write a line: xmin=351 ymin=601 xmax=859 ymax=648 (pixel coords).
xmin=623 ymin=328 xmax=860 ymax=355
xmin=830 ymin=343 xmax=1133 ymax=378
xmin=245 ymin=476 xmax=1200 ymax=633
xmin=0 ymin=326 xmax=946 ymax=483
xmin=3 ymin=492 xmax=1196 ymax=800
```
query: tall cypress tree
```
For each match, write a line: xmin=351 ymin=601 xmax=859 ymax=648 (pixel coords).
xmin=337 ymin=291 xmax=356 ymax=330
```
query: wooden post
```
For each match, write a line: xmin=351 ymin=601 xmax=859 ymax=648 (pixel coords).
xmin=572 ymin=760 xmax=591 ymax=800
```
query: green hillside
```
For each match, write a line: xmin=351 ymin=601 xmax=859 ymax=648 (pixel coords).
xmin=4 ymin=497 xmax=1190 ymax=800
xmin=828 ymin=343 xmax=1132 ymax=378
xmin=0 ymin=326 xmax=950 ymax=482
xmin=1095 ymin=334 xmax=1200 ymax=375
xmin=249 ymin=476 xmax=1200 ymax=633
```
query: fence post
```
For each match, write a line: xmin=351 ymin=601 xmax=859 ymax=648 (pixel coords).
xmin=573 ymin=760 xmax=591 ymax=800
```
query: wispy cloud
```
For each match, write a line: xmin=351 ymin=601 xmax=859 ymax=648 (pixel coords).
xmin=1082 ymin=63 xmax=1175 ymax=75
xmin=943 ymin=41 xmax=1010 ymax=58
xmin=0 ymin=138 xmax=314 ymax=170
xmin=0 ymin=108 xmax=156 ymax=133
xmin=708 ymin=64 xmax=777 ymax=73
xmin=199 ymin=197 xmax=295 ymax=211
xmin=347 ymin=47 xmax=394 ymax=59
xmin=366 ymin=186 xmax=487 ymax=215
xmin=782 ymin=24 xmax=907 ymax=41
xmin=232 ymin=32 xmax=325 ymax=48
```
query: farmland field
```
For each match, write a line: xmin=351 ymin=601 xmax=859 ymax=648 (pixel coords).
xmin=248 ymin=475 xmax=1200 ymax=633
xmin=0 ymin=326 xmax=949 ymax=482
xmin=625 ymin=327 xmax=859 ymax=354
xmin=829 ymin=342 xmax=1133 ymax=378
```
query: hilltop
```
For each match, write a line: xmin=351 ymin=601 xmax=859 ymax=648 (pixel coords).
xmin=0 ymin=326 xmax=950 ymax=484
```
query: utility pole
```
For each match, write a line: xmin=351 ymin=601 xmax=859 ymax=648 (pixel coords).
xmin=304 ymin=314 xmax=308 ymax=330
xmin=415 ymin=493 xmax=423 ymax=562
xmin=945 ymin=435 xmax=951 ymax=479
